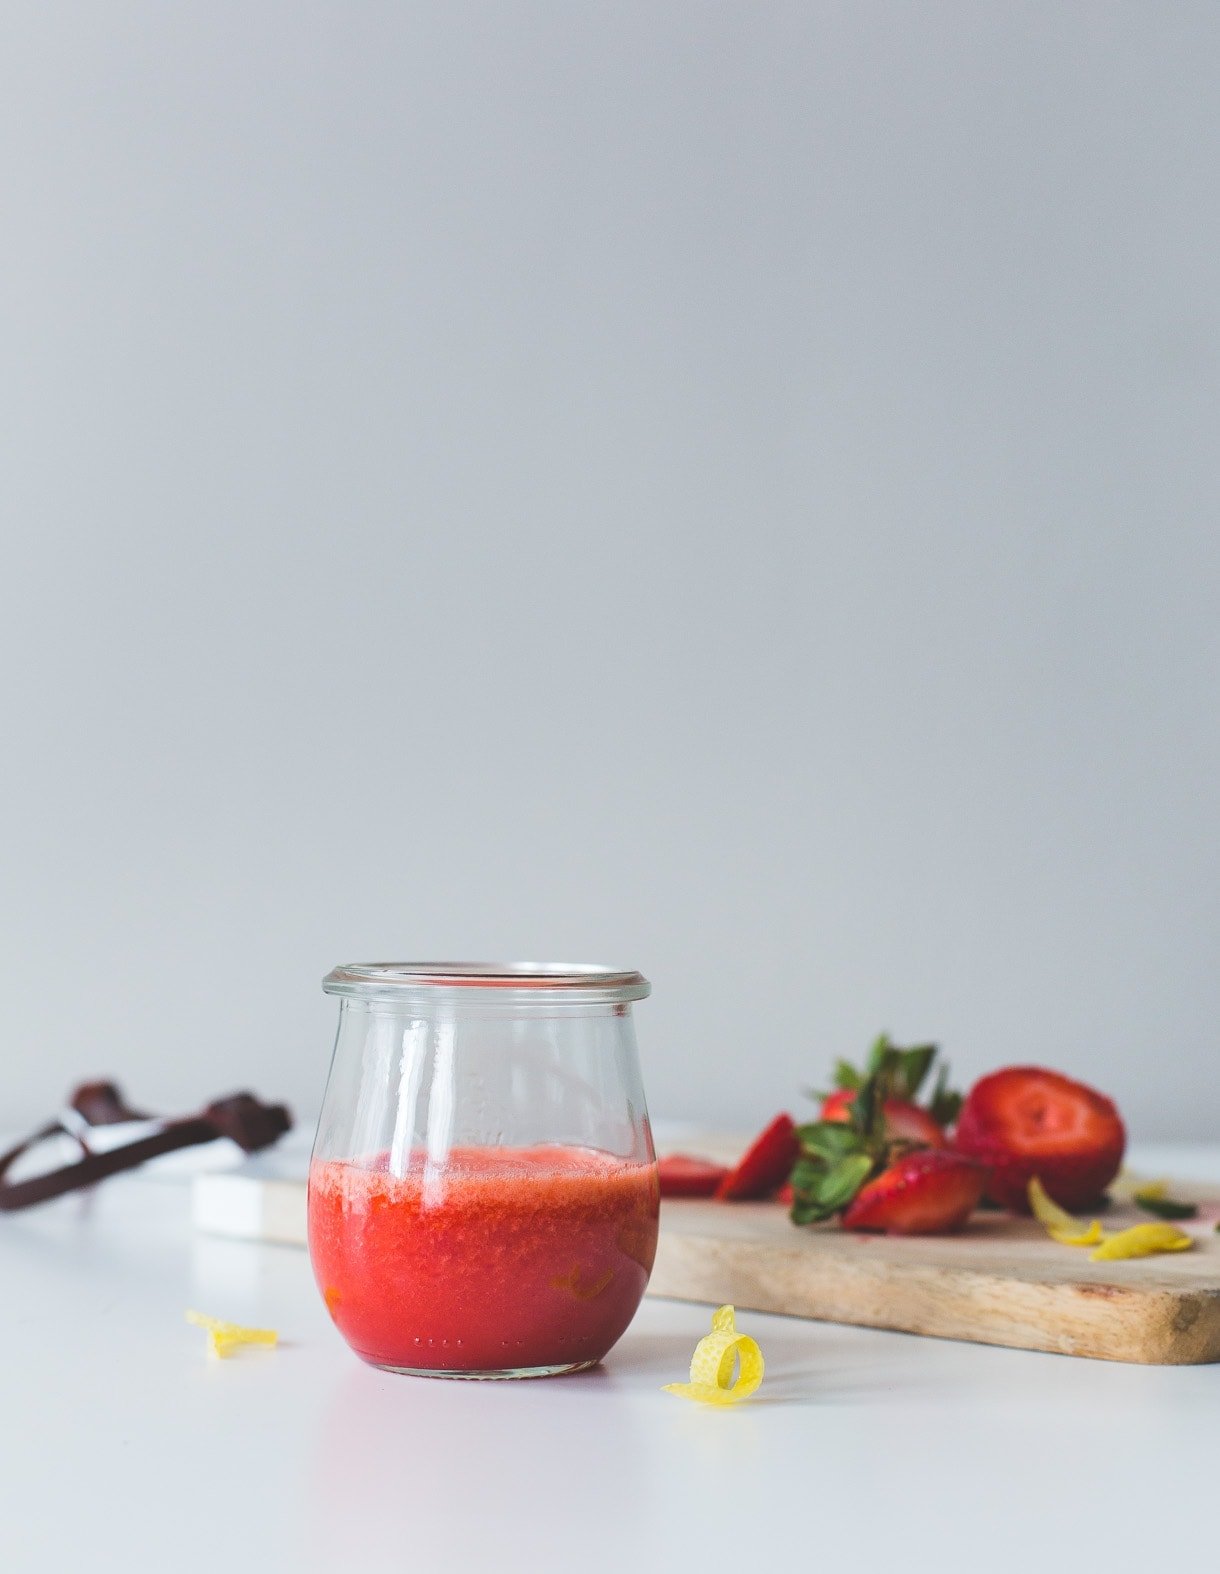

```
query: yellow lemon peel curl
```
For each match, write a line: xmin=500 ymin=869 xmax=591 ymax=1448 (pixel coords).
xmin=1110 ymin=1170 xmax=1167 ymax=1202
xmin=1027 ymin=1180 xmax=1196 ymax=1260
xmin=1090 ymin=1224 xmax=1194 ymax=1262
xmin=186 ymin=1309 xmax=279 ymax=1359
xmin=663 ymin=1305 xmax=764 ymax=1405
xmin=1027 ymin=1177 xmax=1103 ymax=1246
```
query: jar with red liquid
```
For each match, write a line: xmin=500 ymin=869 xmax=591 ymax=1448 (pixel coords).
xmin=309 ymin=963 xmax=659 ymax=1379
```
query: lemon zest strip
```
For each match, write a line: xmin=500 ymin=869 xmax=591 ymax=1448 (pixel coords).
xmin=186 ymin=1309 xmax=279 ymax=1359
xmin=663 ymin=1304 xmax=764 ymax=1405
xmin=1110 ymin=1169 xmax=1166 ymax=1202
xmin=1027 ymin=1178 xmax=1103 ymax=1247
xmin=1090 ymin=1224 xmax=1195 ymax=1261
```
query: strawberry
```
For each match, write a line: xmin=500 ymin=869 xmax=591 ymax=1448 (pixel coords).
xmin=657 ymin=1154 xmax=729 ymax=1198
xmin=841 ymin=1148 xmax=986 ymax=1235
xmin=820 ymin=1087 xmax=947 ymax=1148
xmin=789 ymin=1036 xmax=962 ymax=1227
xmin=819 ymin=1035 xmax=961 ymax=1133
xmin=953 ymin=1066 xmax=1125 ymax=1213
xmin=714 ymin=1114 xmax=799 ymax=1200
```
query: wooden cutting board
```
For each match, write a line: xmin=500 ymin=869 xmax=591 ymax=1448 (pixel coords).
xmin=650 ymin=1193 xmax=1220 ymax=1365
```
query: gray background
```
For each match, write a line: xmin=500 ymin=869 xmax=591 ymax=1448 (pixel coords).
xmin=3 ymin=2 xmax=1217 ymax=1137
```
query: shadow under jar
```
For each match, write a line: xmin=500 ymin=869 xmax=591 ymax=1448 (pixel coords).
xmin=309 ymin=963 xmax=659 ymax=1379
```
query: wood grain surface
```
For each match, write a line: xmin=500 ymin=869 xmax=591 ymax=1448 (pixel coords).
xmin=650 ymin=1193 xmax=1220 ymax=1364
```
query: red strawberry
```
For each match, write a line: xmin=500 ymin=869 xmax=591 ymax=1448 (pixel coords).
xmin=953 ymin=1066 xmax=1125 ymax=1212
xmin=775 ymin=1182 xmax=794 ymax=1205
xmin=820 ymin=1087 xmax=947 ymax=1148
xmin=657 ymin=1154 xmax=729 ymax=1198
xmin=715 ymin=1113 xmax=799 ymax=1200
xmin=841 ymin=1149 xmax=986 ymax=1235
xmin=819 ymin=1088 xmax=855 ymax=1122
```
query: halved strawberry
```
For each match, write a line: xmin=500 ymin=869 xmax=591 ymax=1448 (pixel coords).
xmin=953 ymin=1066 xmax=1125 ymax=1213
xmin=657 ymin=1154 xmax=729 ymax=1198
xmin=714 ymin=1114 xmax=798 ymax=1200
xmin=820 ymin=1088 xmax=947 ymax=1148
xmin=841 ymin=1148 xmax=986 ymax=1235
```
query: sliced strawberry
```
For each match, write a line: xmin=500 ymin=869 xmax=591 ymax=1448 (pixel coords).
xmin=819 ymin=1088 xmax=856 ymax=1122
xmin=820 ymin=1088 xmax=947 ymax=1148
xmin=882 ymin=1100 xmax=949 ymax=1147
xmin=953 ymin=1066 xmax=1125 ymax=1212
xmin=841 ymin=1148 xmax=986 ymax=1235
xmin=714 ymin=1114 xmax=799 ymax=1201
xmin=657 ymin=1154 xmax=729 ymax=1198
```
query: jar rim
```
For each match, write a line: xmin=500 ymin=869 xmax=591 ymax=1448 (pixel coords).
xmin=322 ymin=961 xmax=651 ymax=1003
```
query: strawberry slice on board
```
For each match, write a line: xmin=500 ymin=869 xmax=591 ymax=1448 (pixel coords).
xmin=714 ymin=1114 xmax=799 ymax=1201
xmin=657 ymin=1154 xmax=729 ymax=1198
xmin=840 ymin=1149 xmax=986 ymax=1235
xmin=953 ymin=1066 xmax=1126 ymax=1213
xmin=820 ymin=1087 xmax=946 ymax=1148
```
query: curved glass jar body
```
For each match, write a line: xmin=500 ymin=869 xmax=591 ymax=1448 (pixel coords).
xmin=309 ymin=963 xmax=659 ymax=1379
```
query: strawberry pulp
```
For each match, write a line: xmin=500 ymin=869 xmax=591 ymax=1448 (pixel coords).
xmin=308 ymin=1146 xmax=660 ymax=1373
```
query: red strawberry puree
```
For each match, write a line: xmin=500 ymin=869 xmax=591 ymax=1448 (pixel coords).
xmin=309 ymin=1146 xmax=660 ymax=1373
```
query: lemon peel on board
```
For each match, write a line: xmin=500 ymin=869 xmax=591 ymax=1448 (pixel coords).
xmin=1027 ymin=1178 xmax=1103 ymax=1246
xmin=1027 ymin=1179 xmax=1197 ymax=1260
xmin=663 ymin=1305 xmax=764 ymax=1405
xmin=186 ymin=1309 xmax=279 ymax=1358
xmin=1109 ymin=1169 xmax=1161 ymax=1201
xmin=1090 ymin=1224 xmax=1195 ymax=1262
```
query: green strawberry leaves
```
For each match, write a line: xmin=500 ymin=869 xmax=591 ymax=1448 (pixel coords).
xmin=789 ymin=1034 xmax=962 ymax=1228
xmin=794 ymin=1120 xmax=866 ymax=1163
xmin=850 ymin=1065 xmax=883 ymax=1143
xmin=857 ymin=1033 xmax=937 ymax=1098
xmin=928 ymin=1062 xmax=963 ymax=1127
xmin=790 ymin=1096 xmax=882 ymax=1224
xmin=888 ymin=1041 xmax=937 ymax=1100
xmin=790 ymin=1153 xmax=875 ymax=1225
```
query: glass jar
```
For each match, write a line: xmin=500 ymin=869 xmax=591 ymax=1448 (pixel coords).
xmin=309 ymin=962 xmax=658 ymax=1379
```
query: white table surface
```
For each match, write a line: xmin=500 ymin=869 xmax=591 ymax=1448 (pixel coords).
xmin=3 ymin=1142 xmax=1220 ymax=1574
